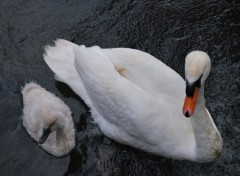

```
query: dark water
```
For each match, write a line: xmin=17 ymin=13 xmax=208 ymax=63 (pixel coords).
xmin=0 ymin=0 xmax=239 ymax=175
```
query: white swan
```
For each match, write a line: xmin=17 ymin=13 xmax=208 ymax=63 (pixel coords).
xmin=43 ymin=39 xmax=223 ymax=162
xmin=22 ymin=82 xmax=75 ymax=157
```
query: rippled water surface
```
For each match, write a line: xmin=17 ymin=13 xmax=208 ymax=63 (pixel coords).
xmin=0 ymin=0 xmax=239 ymax=175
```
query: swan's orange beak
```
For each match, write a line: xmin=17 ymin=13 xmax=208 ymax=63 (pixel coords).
xmin=182 ymin=87 xmax=199 ymax=117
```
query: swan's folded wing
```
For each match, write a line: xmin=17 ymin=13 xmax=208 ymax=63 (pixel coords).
xmin=74 ymin=45 xmax=166 ymax=146
xmin=102 ymin=48 xmax=185 ymax=100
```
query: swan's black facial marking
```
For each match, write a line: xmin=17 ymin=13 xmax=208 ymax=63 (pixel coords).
xmin=185 ymin=74 xmax=202 ymax=97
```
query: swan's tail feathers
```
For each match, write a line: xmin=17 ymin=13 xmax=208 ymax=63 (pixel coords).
xmin=43 ymin=39 xmax=92 ymax=107
xmin=43 ymin=39 xmax=78 ymax=84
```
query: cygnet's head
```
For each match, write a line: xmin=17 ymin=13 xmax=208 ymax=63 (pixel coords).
xmin=21 ymin=82 xmax=41 ymax=96
xmin=39 ymin=111 xmax=65 ymax=144
xmin=182 ymin=51 xmax=211 ymax=117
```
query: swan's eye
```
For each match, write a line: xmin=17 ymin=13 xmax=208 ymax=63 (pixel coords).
xmin=186 ymin=81 xmax=195 ymax=97
xmin=195 ymin=74 xmax=203 ymax=88
xmin=185 ymin=74 xmax=202 ymax=97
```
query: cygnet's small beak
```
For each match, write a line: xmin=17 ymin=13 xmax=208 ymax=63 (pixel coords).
xmin=182 ymin=87 xmax=199 ymax=117
xmin=39 ymin=128 xmax=51 ymax=144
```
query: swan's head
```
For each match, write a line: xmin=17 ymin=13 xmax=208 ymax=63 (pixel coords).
xmin=39 ymin=112 xmax=65 ymax=144
xmin=183 ymin=51 xmax=211 ymax=117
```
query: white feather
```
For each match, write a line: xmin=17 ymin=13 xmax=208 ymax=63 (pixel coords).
xmin=43 ymin=39 xmax=222 ymax=162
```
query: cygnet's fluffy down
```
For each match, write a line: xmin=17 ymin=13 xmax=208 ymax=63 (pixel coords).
xmin=22 ymin=82 xmax=75 ymax=157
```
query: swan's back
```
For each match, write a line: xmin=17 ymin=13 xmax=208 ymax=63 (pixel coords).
xmin=102 ymin=48 xmax=185 ymax=99
xmin=78 ymin=45 xmax=195 ymax=155
xmin=22 ymin=82 xmax=75 ymax=157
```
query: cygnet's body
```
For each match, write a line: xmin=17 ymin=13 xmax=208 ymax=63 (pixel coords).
xmin=22 ymin=82 xmax=75 ymax=157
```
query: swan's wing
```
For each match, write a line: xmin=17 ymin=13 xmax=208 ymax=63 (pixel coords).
xmin=102 ymin=48 xmax=185 ymax=99
xmin=43 ymin=39 xmax=93 ymax=107
xmin=74 ymin=45 xmax=167 ymax=145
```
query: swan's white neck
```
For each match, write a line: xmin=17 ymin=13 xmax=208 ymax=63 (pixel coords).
xmin=190 ymin=85 xmax=223 ymax=162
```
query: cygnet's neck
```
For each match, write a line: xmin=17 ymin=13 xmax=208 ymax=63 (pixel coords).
xmin=47 ymin=112 xmax=66 ymax=134
xmin=190 ymin=85 xmax=223 ymax=162
xmin=55 ymin=117 xmax=66 ymax=132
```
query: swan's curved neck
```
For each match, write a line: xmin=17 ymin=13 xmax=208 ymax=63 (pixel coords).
xmin=190 ymin=86 xmax=223 ymax=162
